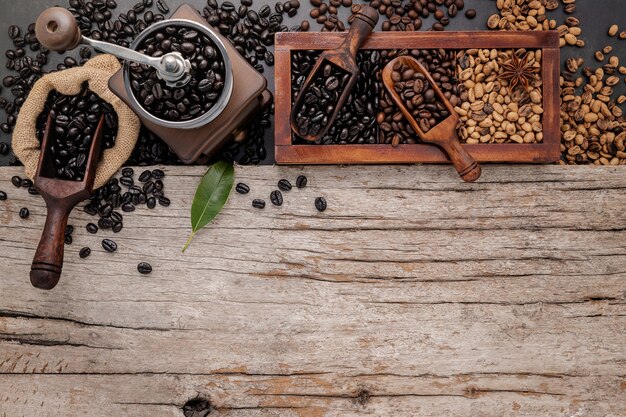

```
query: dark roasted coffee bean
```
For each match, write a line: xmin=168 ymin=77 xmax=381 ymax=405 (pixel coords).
xmin=11 ymin=175 xmax=21 ymax=188
xmin=151 ymin=169 xmax=165 ymax=179
xmin=138 ymin=170 xmax=152 ymax=182
xmin=20 ymin=178 xmax=33 ymax=188
xmin=0 ymin=191 xmax=7 ymax=201
xmin=270 ymin=190 xmax=283 ymax=206
xmin=98 ymin=217 xmax=114 ymax=229
xmin=158 ymin=196 xmax=170 ymax=207
xmin=112 ymin=222 xmax=123 ymax=233
xmin=84 ymin=204 xmax=98 ymax=216
xmin=465 ymin=9 xmax=476 ymax=19
xmin=120 ymin=176 xmax=134 ymax=187
xmin=19 ymin=207 xmax=29 ymax=219
xmin=146 ymin=197 xmax=156 ymax=209
xmin=296 ymin=175 xmax=308 ymax=188
xmin=86 ymin=223 xmax=99 ymax=234
xmin=79 ymin=247 xmax=91 ymax=258
xmin=137 ymin=262 xmax=152 ymax=274
xmin=102 ymin=238 xmax=118 ymax=253
xmin=27 ymin=187 xmax=39 ymax=195
xmin=8 ymin=25 xmax=20 ymax=39
xmin=236 ymin=182 xmax=250 ymax=194
xmin=252 ymin=199 xmax=266 ymax=209
xmin=110 ymin=211 xmax=123 ymax=223
xmin=278 ymin=179 xmax=292 ymax=191
xmin=122 ymin=203 xmax=136 ymax=212
xmin=99 ymin=203 xmax=113 ymax=218
xmin=65 ymin=234 xmax=73 ymax=245
xmin=314 ymin=197 xmax=327 ymax=212
xmin=65 ymin=225 xmax=74 ymax=236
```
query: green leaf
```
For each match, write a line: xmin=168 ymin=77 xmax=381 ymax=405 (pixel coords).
xmin=182 ymin=161 xmax=234 ymax=252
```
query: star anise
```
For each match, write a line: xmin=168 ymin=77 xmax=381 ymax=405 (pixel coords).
xmin=499 ymin=52 xmax=540 ymax=92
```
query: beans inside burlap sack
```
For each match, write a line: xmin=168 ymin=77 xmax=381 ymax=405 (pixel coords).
xmin=12 ymin=54 xmax=140 ymax=189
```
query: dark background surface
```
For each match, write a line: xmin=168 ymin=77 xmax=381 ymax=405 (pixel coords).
xmin=0 ymin=0 xmax=624 ymax=166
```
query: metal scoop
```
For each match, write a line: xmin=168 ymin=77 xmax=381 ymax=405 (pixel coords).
xmin=35 ymin=7 xmax=192 ymax=88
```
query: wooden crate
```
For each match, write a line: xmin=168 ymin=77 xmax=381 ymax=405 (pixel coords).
xmin=274 ymin=31 xmax=561 ymax=164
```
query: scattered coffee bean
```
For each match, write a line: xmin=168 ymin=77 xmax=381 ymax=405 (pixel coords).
xmin=122 ymin=167 xmax=134 ymax=177
xmin=138 ymin=262 xmax=153 ymax=274
xmin=19 ymin=207 xmax=29 ymax=219
xmin=86 ymin=223 xmax=98 ymax=234
xmin=79 ymin=247 xmax=91 ymax=258
xmin=296 ymin=175 xmax=308 ymax=188
xmin=11 ymin=175 xmax=21 ymax=187
xmin=252 ymin=198 xmax=266 ymax=209
xmin=277 ymin=179 xmax=292 ymax=191
xmin=236 ymin=182 xmax=250 ymax=194
xmin=465 ymin=9 xmax=476 ymax=19
xmin=314 ymin=197 xmax=327 ymax=212
xmin=158 ymin=196 xmax=170 ymax=207
xmin=0 ymin=191 xmax=6 ymax=200
xmin=270 ymin=190 xmax=283 ymax=206
xmin=102 ymin=238 xmax=118 ymax=253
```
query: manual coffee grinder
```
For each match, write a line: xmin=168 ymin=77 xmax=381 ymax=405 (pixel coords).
xmin=36 ymin=3 xmax=271 ymax=163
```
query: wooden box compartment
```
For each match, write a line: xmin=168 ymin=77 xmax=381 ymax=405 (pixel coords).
xmin=274 ymin=31 xmax=560 ymax=164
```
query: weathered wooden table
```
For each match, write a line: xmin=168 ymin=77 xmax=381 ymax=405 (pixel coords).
xmin=0 ymin=165 xmax=624 ymax=417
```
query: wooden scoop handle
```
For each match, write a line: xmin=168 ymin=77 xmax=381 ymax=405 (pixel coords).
xmin=439 ymin=136 xmax=482 ymax=182
xmin=30 ymin=199 xmax=72 ymax=290
xmin=35 ymin=7 xmax=83 ymax=52
xmin=341 ymin=5 xmax=379 ymax=57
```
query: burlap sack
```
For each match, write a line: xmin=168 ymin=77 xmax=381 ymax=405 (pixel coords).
xmin=12 ymin=54 xmax=140 ymax=189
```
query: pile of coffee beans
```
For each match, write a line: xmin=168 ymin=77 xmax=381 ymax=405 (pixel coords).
xmin=0 ymin=22 xmax=49 ymax=165
xmin=292 ymin=48 xmax=463 ymax=146
xmin=309 ymin=0 xmax=352 ymax=32
xmin=379 ymin=48 xmax=459 ymax=145
xmin=372 ymin=0 xmax=472 ymax=31
xmin=81 ymin=167 xmax=168 ymax=237
xmin=390 ymin=61 xmax=449 ymax=134
xmin=292 ymin=50 xmax=380 ymax=144
xmin=486 ymin=0 xmax=581 ymax=49
xmin=201 ymin=0 xmax=304 ymax=73
xmin=36 ymin=84 xmax=118 ymax=181
xmin=129 ymin=25 xmax=226 ymax=122
xmin=559 ymin=50 xmax=626 ymax=165
xmin=68 ymin=0 xmax=167 ymax=48
xmin=292 ymin=60 xmax=351 ymax=138
xmin=455 ymin=48 xmax=544 ymax=145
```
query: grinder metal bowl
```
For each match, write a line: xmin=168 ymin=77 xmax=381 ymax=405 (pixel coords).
xmin=124 ymin=19 xmax=234 ymax=130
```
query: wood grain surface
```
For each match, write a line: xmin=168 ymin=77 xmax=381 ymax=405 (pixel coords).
xmin=0 ymin=165 xmax=625 ymax=417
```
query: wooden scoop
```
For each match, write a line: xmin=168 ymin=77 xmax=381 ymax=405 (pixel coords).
xmin=30 ymin=114 xmax=105 ymax=290
xmin=382 ymin=56 xmax=481 ymax=182
xmin=290 ymin=5 xmax=378 ymax=142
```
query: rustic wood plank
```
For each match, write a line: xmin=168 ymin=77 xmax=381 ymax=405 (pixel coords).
xmin=0 ymin=165 xmax=624 ymax=417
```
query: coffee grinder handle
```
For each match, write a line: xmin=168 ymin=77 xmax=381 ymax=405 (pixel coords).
xmin=35 ymin=7 xmax=83 ymax=52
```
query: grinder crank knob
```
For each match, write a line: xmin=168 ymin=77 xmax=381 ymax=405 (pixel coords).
xmin=35 ymin=7 xmax=83 ymax=52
